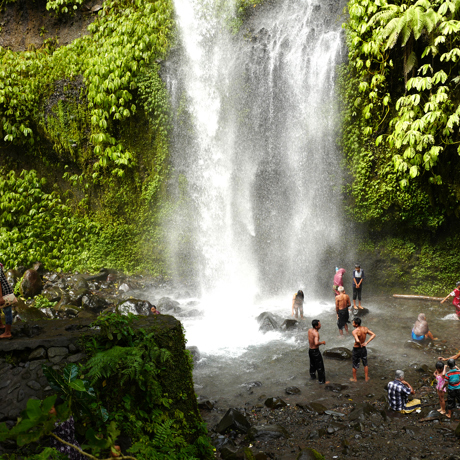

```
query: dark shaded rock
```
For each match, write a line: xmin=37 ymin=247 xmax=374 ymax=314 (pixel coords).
xmin=187 ymin=346 xmax=201 ymax=363
xmin=296 ymin=402 xmax=327 ymax=414
xmin=67 ymin=288 xmax=89 ymax=306
xmin=264 ymin=397 xmax=287 ymax=409
xmin=455 ymin=421 xmax=460 ymax=437
xmin=419 ymin=410 xmax=441 ymax=422
xmin=256 ymin=312 xmax=279 ymax=332
xmin=215 ymin=408 xmax=251 ymax=434
xmin=32 ymin=262 xmax=45 ymax=276
xmin=281 ymin=319 xmax=298 ymax=331
xmin=81 ymin=293 xmax=108 ymax=313
xmin=325 ymin=410 xmax=345 ymax=417
xmin=325 ymin=383 xmax=348 ymax=392
xmin=20 ymin=269 xmax=43 ymax=298
xmin=197 ymin=397 xmax=214 ymax=410
xmin=296 ymin=448 xmax=325 ymax=459
xmin=68 ymin=274 xmax=88 ymax=290
xmin=212 ymin=435 xmax=235 ymax=451
xmin=29 ymin=348 xmax=46 ymax=360
xmin=323 ymin=347 xmax=352 ymax=360
xmin=285 ymin=386 xmax=301 ymax=395
xmin=84 ymin=269 xmax=109 ymax=282
xmin=247 ymin=424 xmax=290 ymax=441
xmin=348 ymin=402 xmax=380 ymax=422
xmin=353 ymin=308 xmax=369 ymax=317
xmin=118 ymin=299 xmax=152 ymax=316
xmin=41 ymin=287 xmax=62 ymax=303
xmin=15 ymin=303 xmax=47 ymax=321
xmin=5 ymin=269 xmax=21 ymax=289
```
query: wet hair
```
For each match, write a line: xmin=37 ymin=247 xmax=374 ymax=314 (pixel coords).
xmin=297 ymin=290 xmax=304 ymax=299
xmin=353 ymin=317 xmax=362 ymax=326
xmin=395 ymin=370 xmax=404 ymax=380
xmin=311 ymin=319 xmax=320 ymax=328
xmin=448 ymin=358 xmax=456 ymax=369
xmin=436 ymin=361 xmax=444 ymax=371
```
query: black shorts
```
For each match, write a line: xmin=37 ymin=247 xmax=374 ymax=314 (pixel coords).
xmin=352 ymin=346 xmax=368 ymax=369
xmin=353 ymin=285 xmax=362 ymax=301
xmin=446 ymin=388 xmax=460 ymax=411
xmin=337 ymin=308 xmax=349 ymax=330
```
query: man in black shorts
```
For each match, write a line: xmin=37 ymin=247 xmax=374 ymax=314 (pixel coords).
xmin=350 ymin=317 xmax=376 ymax=382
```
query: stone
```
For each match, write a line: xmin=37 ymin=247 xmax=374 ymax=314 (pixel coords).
xmin=348 ymin=402 xmax=380 ymax=422
xmin=67 ymin=352 xmax=86 ymax=363
xmin=41 ymin=287 xmax=63 ymax=303
xmin=296 ymin=448 xmax=325 ymax=459
xmin=323 ymin=347 xmax=353 ymax=360
xmin=197 ymin=397 xmax=214 ymax=410
xmin=404 ymin=340 xmax=424 ymax=350
xmin=247 ymin=424 xmax=290 ymax=441
xmin=281 ymin=319 xmax=298 ymax=331
xmin=29 ymin=347 xmax=47 ymax=360
xmin=69 ymin=274 xmax=89 ymax=290
xmin=325 ymin=383 xmax=348 ymax=392
xmin=264 ymin=397 xmax=287 ymax=409
xmin=27 ymin=380 xmax=41 ymax=390
xmin=296 ymin=402 xmax=327 ymax=414
xmin=157 ymin=297 xmax=181 ymax=313
xmin=14 ymin=303 xmax=47 ymax=322
xmin=118 ymin=299 xmax=152 ymax=316
xmin=48 ymin=347 xmax=68 ymax=358
xmin=215 ymin=408 xmax=251 ymax=434
xmin=0 ymin=380 xmax=11 ymax=390
xmin=5 ymin=269 xmax=21 ymax=289
xmin=17 ymin=390 xmax=25 ymax=402
xmin=67 ymin=288 xmax=89 ymax=306
xmin=285 ymin=386 xmax=301 ymax=395
xmin=256 ymin=312 xmax=279 ymax=332
xmin=81 ymin=293 xmax=108 ymax=313
xmin=325 ymin=410 xmax=345 ymax=417
xmin=119 ymin=283 xmax=130 ymax=292
xmin=187 ymin=346 xmax=201 ymax=363
xmin=20 ymin=269 xmax=43 ymax=298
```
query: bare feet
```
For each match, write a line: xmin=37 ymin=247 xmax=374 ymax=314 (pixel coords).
xmin=0 ymin=331 xmax=11 ymax=339
xmin=358 ymin=306 xmax=364 ymax=310
xmin=446 ymin=413 xmax=451 ymax=418
xmin=349 ymin=378 xmax=358 ymax=382
xmin=437 ymin=408 xmax=442 ymax=412
xmin=440 ymin=410 xmax=446 ymax=414
xmin=365 ymin=377 xmax=370 ymax=382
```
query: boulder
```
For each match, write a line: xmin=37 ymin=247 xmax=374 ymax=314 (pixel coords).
xmin=197 ymin=396 xmax=214 ymax=410
xmin=85 ymin=269 xmax=109 ymax=282
xmin=296 ymin=402 xmax=327 ymax=414
xmin=325 ymin=383 xmax=348 ymax=392
xmin=68 ymin=274 xmax=89 ymax=290
xmin=264 ymin=397 xmax=287 ymax=409
xmin=5 ymin=269 xmax=21 ymax=289
xmin=14 ymin=302 xmax=47 ymax=322
xmin=32 ymin=262 xmax=46 ymax=276
xmin=285 ymin=386 xmax=301 ymax=395
xmin=281 ymin=319 xmax=298 ymax=331
xmin=323 ymin=347 xmax=352 ymax=360
xmin=215 ymin=409 xmax=251 ymax=434
xmin=187 ymin=346 xmax=201 ymax=363
xmin=20 ymin=269 xmax=43 ymax=298
xmin=81 ymin=294 xmax=108 ymax=313
xmin=348 ymin=402 xmax=381 ymax=422
xmin=256 ymin=312 xmax=279 ymax=332
xmin=247 ymin=424 xmax=290 ymax=441
xmin=118 ymin=299 xmax=152 ymax=316
xmin=67 ymin=288 xmax=89 ymax=306
xmin=41 ymin=287 xmax=62 ymax=303
xmin=157 ymin=297 xmax=181 ymax=313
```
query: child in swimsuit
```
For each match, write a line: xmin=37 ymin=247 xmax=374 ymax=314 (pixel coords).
xmin=434 ymin=361 xmax=446 ymax=414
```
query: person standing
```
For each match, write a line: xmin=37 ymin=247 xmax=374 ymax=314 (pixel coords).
xmin=443 ymin=359 xmax=460 ymax=419
xmin=308 ymin=319 xmax=328 ymax=384
xmin=335 ymin=286 xmax=351 ymax=336
xmin=441 ymin=281 xmax=460 ymax=318
xmin=0 ymin=263 xmax=14 ymax=339
xmin=352 ymin=264 xmax=364 ymax=310
xmin=387 ymin=370 xmax=420 ymax=413
xmin=333 ymin=268 xmax=346 ymax=296
xmin=292 ymin=290 xmax=304 ymax=319
xmin=350 ymin=317 xmax=375 ymax=382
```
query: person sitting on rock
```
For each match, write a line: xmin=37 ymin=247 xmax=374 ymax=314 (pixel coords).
xmin=151 ymin=305 xmax=160 ymax=315
xmin=411 ymin=313 xmax=437 ymax=341
xmin=387 ymin=370 xmax=421 ymax=413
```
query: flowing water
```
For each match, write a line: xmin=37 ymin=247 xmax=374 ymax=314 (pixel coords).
xmin=159 ymin=0 xmax=460 ymax=406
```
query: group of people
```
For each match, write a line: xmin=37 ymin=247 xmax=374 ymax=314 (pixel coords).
xmin=307 ymin=317 xmax=376 ymax=385
xmin=333 ymin=264 xmax=364 ymax=310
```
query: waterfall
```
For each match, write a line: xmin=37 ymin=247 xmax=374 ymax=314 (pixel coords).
xmin=166 ymin=0 xmax=344 ymax=303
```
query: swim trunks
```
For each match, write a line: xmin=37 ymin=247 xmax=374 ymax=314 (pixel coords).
xmin=411 ymin=330 xmax=425 ymax=341
xmin=352 ymin=346 xmax=368 ymax=369
xmin=337 ymin=308 xmax=349 ymax=330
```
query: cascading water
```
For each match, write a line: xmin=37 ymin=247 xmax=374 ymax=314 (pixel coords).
xmin=165 ymin=0 xmax=345 ymax=355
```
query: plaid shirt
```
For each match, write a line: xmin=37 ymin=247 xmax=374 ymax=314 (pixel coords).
xmin=0 ymin=266 xmax=13 ymax=296
xmin=387 ymin=379 xmax=411 ymax=411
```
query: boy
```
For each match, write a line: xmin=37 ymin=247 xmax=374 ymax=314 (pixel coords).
xmin=443 ymin=358 xmax=460 ymax=419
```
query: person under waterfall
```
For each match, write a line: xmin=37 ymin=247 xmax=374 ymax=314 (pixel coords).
xmin=308 ymin=319 xmax=329 ymax=384
xmin=335 ymin=286 xmax=351 ymax=336
xmin=292 ymin=290 xmax=304 ymax=319
xmin=333 ymin=268 xmax=346 ymax=296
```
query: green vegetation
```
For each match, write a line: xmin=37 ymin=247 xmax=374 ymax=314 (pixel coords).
xmin=0 ymin=313 xmax=214 ymax=459
xmin=341 ymin=0 xmax=460 ymax=229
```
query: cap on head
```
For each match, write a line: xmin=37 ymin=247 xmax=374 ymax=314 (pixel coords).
xmin=338 ymin=286 xmax=345 ymax=292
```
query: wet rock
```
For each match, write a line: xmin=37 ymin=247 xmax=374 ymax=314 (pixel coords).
xmin=197 ymin=396 xmax=214 ymax=410
xmin=20 ymin=269 xmax=43 ymax=298
xmin=281 ymin=319 xmax=298 ymax=331
xmin=118 ymin=299 xmax=152 ymax=316
xmin=32 ymin=262 xmax=46 ymax=276
xmin=6 ymin=269 xmax=21 ymax=288
xmin=158 ymin=297 xmax=181 ymax=313
xmin=325 ymin=410 xmax=345 ymax=417
xmin=325 ymin=383 xmax=348 ymax=392
xmin=14 ymin=303 xmax=47 ymax=321
xmin=187 ymin=346 xmax=201 ymax=363
xmin=69 ymin=274 xmax=89 ymax=290
xmin=285 ymin=386 xmax=301 ymax=395
xmin=119 ymin=283 xmax=130 ymax=292
xmin=41 ymin=287 xmax=62 ymax=303
xmin=81 ymin=293 xmax=108 ymax=313
xmin=85 ymin=269 xmax=110 ymax=282
xmin=67 ymin=288 xmax=88 ymax=306
xmin=241 ymin=381 xmax=262 ymax=391
xmin=247 ymin=424 xmax=290 ymax=441
xmin=323 ymin=347 xmax=352 ymax=360
xmin=215 ymin=408 xmax=251 ymax=434
xmin=297 ymin=402 xmax=327 ymax=414
xmin=419 ymin=410 xmax=441 ymax=422
xmin=257 ymin=312 xmax=279 ymax=332
xmin=212 ymin=435 xmax=235 ymax=451
xmin=296 ymin=448 xmax=325 ymax=459
xmin=404 ymin=340 xmax=424 ymax=350
xmin=29 ymin=348 xmax=46 ymax=360
xmin=264 ymin=397 xmax=287 ymax=409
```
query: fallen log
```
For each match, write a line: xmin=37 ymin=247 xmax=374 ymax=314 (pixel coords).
xmin=393 ymin=294 xmax=444 ymax=301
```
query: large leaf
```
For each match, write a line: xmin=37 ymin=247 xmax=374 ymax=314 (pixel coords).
xmin=63 ymin=363 xmax=79 ymax=383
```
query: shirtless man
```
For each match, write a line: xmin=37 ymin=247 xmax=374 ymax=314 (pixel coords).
xmin=308 ymin=320 xmax=329 ymax=384
xmin=335 ymin=286 xmax=351 ymax=336
xmin=350 ymin=317 xmax=376 ymax=382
